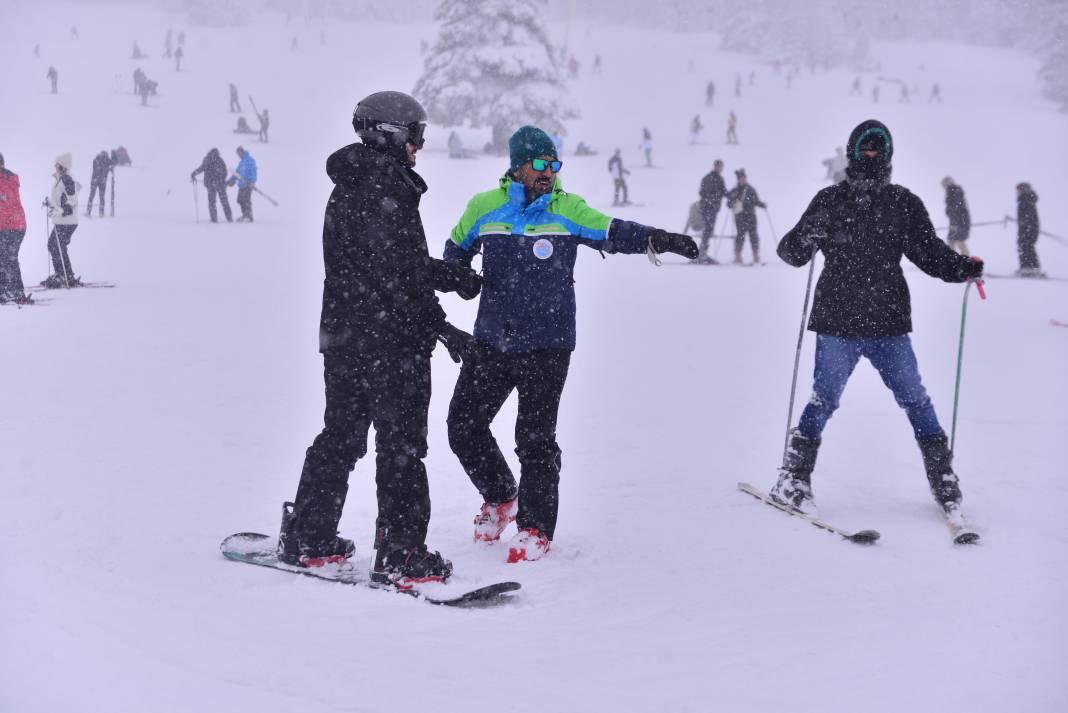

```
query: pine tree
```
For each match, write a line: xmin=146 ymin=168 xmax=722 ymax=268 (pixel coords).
xmin=413 ymin=0 xmax=574 ymax=154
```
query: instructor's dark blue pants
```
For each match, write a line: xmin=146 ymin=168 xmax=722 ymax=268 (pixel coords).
xmin=797 ymin=334 xmax=944 ymax=441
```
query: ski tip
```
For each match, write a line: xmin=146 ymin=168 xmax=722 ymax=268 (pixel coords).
xmin=847 ymin=529 xmax=881 ymax=544
xmin=954 ymin=531 xmax=981 ymax=545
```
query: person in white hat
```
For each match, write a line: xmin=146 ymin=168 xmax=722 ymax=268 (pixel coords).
xmin=42 ymin=153 xmax=81 ymax=288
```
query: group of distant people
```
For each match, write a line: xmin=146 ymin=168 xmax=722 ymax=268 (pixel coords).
xmin=685 ymin=160 xmax=767 ymax=264
xmin=190 ymin=146 xmax=259 ymax=223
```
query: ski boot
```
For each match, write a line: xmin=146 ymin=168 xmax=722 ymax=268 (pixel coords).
xmin=473 ymin=498 xmax=518 ymax=542
xmin=506 ymin=528 xmax=551 ymax=563
xmin=918 ymin=436 xmax=962 ymax=513
xmin=371 ymin=544 xmax=452 ymax=589
xmin=276 ymin=501 xmax=354 ymax=568
xmin=39 ymin=274 xmax=66 ymax=289
xmin=769 ymin=430 xmax=821 ymax=517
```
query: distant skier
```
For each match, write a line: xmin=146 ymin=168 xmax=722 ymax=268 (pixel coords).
xmin=593 ymin=54 xmax=602 ymax=73
xmin=735 ymin=72 xmax=742 ymax=97
xmin=689 ymin=114 xmax=703 ymax=144
xmin=772 ymin=119 xmax=983 ymax=521
xmin=639 ymin=127 xmax=652 ymax=167
xmin=257 ymin=108 xmax=270 ymax=143
xmin=726 ymin=111 xmax=738 ymax=144
xmin=0 ymin=153 xmax=30 ymax=303
xmin=726 ymin=168 xmax=765 ymax=264
xmin=929 ymin=83 xmax=942 ymax=103
xmin=899 ymin=84 xmax=910 ymax=103
xmin=1015 ymin=182 xmax=1042 ymax=277
xmin=190 ymin=148 xmax=233 ymax=223
xmin=132 ymin=41 xmax=144 ymax=60
xmin=696 ymin=159 xmax=726 ymax=262
xmin=872 ymin=85 xmax=879 ymax=103
xmin=42 ymin=153 xmax=81 ymax=288
xmin=85 ymin=150 xmax=112 ymax=218
xmin=229 ymin=146 xmax=257 ymax=222
xmin=441 ymin=125 xmax=697 ymax=563
xmin=278 ymin=91 xmax=477 ymax=586
xmin=849 ymin=77 xmax=862 ymax=96
xmin=229 ymin=83 xmax=241 ymax=112
xmin=69 ymin=26 xmax=79 ymax=40
xmin=133 ymin=67 xmax=146 ymax=95
xmin=175 ymin=45 xmax=183 ymax=71
xmin=941 ymin=177 xmax=970 ymax=256
xmin=705 ymin=79 xmax=716 ymax=106
xmin=164 ymin=29 xmax=173 ymax=58
xmin=607 ymin=148 xmax=630 ymax=206
xmin=821 ymin=147 xmax=846 ymax=183
xmin=46 ymin=66 xmax=58 ymax=94
xmin=749 ymin=70 xmax=755 ymax=86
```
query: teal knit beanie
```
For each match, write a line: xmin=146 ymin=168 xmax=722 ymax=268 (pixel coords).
xmin=509 ymin=126 xmax=557 ymax=173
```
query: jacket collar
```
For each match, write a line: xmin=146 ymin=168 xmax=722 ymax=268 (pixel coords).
xmin=500 ymin=174 xmax=563 ymax=211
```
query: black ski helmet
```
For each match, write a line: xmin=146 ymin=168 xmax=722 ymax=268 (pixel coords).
xmin=352 ymin=91 xmax=427 ymax=161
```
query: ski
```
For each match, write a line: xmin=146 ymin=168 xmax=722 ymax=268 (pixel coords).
xmin=220 ymin=533 xmax=521 ymax=608
xmin=28 ymin=280 xmax=116 ymax=292
xmin=983 ymin=273 xmax=1064 ymax=282
xmin=942 ymin=506 xmax=980 ymax=545
xmin=737 ymin=482 xmax=880 ymax=544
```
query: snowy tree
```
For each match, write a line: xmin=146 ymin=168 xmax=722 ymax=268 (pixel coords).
xmin=1038 ymin=14 xmax=1068 ymax=111
xmin=414 ymin=0 xmax=575 ymax=154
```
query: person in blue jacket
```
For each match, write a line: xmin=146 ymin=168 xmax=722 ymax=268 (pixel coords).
xmin=443 ymin=125 xmax=698 ymax=563
xmin=229 ymin=146 xmax=257 ymax=222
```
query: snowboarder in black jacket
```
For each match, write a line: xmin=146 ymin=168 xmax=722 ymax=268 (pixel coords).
xmin=189 ymin=148 xmax=232 ymax=222
xmin=277 ymin=91 xmax=481 ymax=588
xmin=697 ymin=159 xmax=726 ymax=261
xmin=1015 ymin=182 xmax=1042 ymax=276
xmin=942 ymin=176 xmax=970 ymax=256
xmin=773 ymin=119 xmax=983 ymax=520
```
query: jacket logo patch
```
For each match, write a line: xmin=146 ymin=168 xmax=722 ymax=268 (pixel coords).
xmin=532 ymin=238 xmax=554 ymax=260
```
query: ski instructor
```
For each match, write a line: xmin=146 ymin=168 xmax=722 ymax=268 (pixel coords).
xmin=276 ymin=91 xmax=482 ymax=589
xmin=443 ymin=125 xmax=698 ymax=563
xmin=771 ymin=119 xmax=983 ymax=520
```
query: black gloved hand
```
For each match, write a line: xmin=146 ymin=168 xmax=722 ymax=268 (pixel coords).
xmin=649 ymin=229 xmax=699 ymax=260
xmin=961 ymin=255 xmax=984 ymax=280
xmin=453 ymin=267 xmax=482 ymax=300
xmin=437 ymin=322 xmax=475 ymax=364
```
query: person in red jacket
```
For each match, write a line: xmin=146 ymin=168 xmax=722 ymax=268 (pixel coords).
xmin=0 ymin=152 xmax=30 ymax=303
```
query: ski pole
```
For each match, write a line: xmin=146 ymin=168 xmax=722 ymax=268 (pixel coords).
xmin=762 ymin=206 xmax=778 ymax=242
xmin=252 ymin=185 xmax=278 ymax=207
xmin=192 ymin=179 xmax=200 ymax=223
xmin=783 ymin=243 xmax=819 ymax=460
xmin=712 ymin=208 xmax=731 ymax=262
xmin=950 ymin=277 xmax=986 ymax=453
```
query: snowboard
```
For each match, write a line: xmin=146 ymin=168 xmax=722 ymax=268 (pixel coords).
xmin=220 ymin=533 xmax=521 ymax=608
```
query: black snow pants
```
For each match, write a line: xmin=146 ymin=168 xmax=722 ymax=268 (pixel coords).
xmin=1018 ymin=233 xmax=1040 ymax=270
xmin=699 ymin=205 xmax=720 ymax=255
xmin=734 ymin=214 xmax=759 ymax=253
xmin=447 ymin=346 xmax=571 ymax=540
xmin=205 ymin=183 xmax=233 ymax=222
xmin=86 ymin=179 xmax=107 ymax=216
xmin=0 ymin=229 xmax=26 ymax=295
xmin=291 ymin=348 xmax=433 ymax=551
xmin=237 ymin=184 xmax=253 ymax=221
xmin=48 ymin=224 xmax=77 ymax=278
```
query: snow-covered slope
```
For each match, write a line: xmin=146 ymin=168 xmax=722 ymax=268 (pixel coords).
xmin=2 ymin=4 xmax=1066 ymax=712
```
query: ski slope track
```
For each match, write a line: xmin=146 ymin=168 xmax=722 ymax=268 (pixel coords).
xmin=1 ymin=3 xmax=1066 ymax=712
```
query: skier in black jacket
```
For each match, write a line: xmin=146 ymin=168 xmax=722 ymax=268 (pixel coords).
xmin=696 ymin=159 xmax=726 ymax=262
xmin=189 ymin=148 xmax=232 ymax=222
xmin=277 ymin=91 xmax=481 ymax=588
xmin=773 ymin=119 xmax=983 ymax=520
xmin=726 ymin=168 xmax=765 ymax=264
xmin=1015 ymin=182 xmax=1042 ymax=276
xmin=941 ymin=176 xmax=970 ymax=256
xmin=85 ymin=150 xmax=111 ymax=217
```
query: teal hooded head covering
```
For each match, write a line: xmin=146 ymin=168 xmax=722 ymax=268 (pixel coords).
xmin=509 ymin=125 xmax=558 ymax=174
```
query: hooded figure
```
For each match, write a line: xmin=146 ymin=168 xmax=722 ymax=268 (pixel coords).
xmin=1015 ymin=182 xmax=1041 ymax=275
xmin=190 ymin=148 xmax=232 ymax=222
xmin=941 ymin=177 xmax=970 ymax=256
xmin=772 ymin=119 xmax=983 ymax=523
xmin=42 ymin=153 xmax=81 ymax=287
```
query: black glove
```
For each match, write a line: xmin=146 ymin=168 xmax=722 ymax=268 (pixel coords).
xmin=437 ymin=322 xmax=475 ymax=364
xmin=649 ymin=229 xmax=699 ymax=260
xmin=435 ymin=262 xmax=482 ymax=300
xmin=961 ymin=256 xmax=984 ymax=280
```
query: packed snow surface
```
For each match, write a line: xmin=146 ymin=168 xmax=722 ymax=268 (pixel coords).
xmin=2 ymin=4 xmax=1066 ymax=712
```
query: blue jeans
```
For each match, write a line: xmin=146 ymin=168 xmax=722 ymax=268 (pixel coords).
xmin=796 ymin=334 xmax=945 ymax=441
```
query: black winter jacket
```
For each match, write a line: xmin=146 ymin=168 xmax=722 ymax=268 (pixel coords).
xmin=318 ymin=142 xmax=454 ymax=355
xmin=191 ymin=149 xmax=228 ymax=188
xmin=699 ymin=171 xmax=726 ymax=209
xmin=727 ymin=184 xmax=764 ymax=227
xmin=1017 ymin=188 xmax=1039 ymax=241
xmin=91 ymin=152 xmax=112 ymax=183
xmin=778 ymin=180 xmax=973 ymax=338
xmin=944 ymin=184 xmax=969 ymax=227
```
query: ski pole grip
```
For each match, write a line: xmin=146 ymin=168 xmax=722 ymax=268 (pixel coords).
xmin=975 ymin=279 xmax=986 ymax=300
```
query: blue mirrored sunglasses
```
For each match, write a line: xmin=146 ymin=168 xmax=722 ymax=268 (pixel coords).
xmin=530 ymin=158 xmax=562 ymax=172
